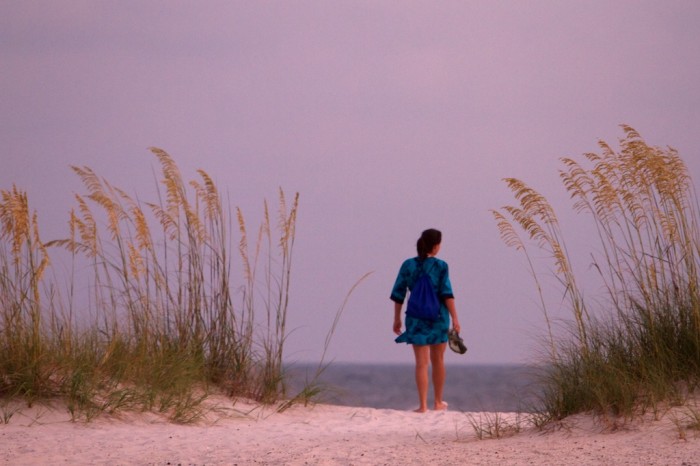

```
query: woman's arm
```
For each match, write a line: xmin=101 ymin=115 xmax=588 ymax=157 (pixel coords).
xmin=393 ymin=302 xmax=403 ymax=335
xmin=445 ymin=298 xmax=460 ymax=333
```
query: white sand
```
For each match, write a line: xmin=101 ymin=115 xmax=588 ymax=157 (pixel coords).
xmin=2 ymin=397 xmax=700 ymax=465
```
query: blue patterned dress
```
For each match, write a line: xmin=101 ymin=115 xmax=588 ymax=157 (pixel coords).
xmin=390 ymin=257 xmax=454 ymax=346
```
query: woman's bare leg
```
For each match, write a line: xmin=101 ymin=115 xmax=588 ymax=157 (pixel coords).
xmin=412 ymin=345 xmax=430 ymax=412
xmin=430 ymin=342 xmax=448 ymax=410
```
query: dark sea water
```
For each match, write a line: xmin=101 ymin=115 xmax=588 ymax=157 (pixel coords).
xmin=285 ymin=363 xmax=543 ymax=413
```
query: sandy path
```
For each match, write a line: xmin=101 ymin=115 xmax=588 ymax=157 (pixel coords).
xmin=2 ymin=398 xmax=699 ymax=465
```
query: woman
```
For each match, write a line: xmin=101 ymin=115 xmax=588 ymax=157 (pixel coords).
xmin=390 ymin=228 xmax=461 ymax=412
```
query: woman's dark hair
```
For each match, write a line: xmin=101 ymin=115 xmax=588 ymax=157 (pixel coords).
xmin=416 ymin=228 xmax=442 ymax=260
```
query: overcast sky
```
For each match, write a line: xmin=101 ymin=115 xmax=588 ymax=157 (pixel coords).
xmin=2 ymin=1 xmax=700 ymax=365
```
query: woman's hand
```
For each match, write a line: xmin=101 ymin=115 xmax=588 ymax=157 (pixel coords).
xmin=393 ymin=318 xmax=402 ymax=335
xmin=452 ymin=319 xmax=461 ymax=334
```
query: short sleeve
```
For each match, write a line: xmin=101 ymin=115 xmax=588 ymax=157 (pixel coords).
xmin=438 ymin=262 xmax=454 ymax=300
xmin=390 ymin=259 xmax=414 ymax=304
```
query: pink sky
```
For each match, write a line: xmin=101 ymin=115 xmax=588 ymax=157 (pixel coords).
xmin=2 ymin=1 xmax=700 ymax=364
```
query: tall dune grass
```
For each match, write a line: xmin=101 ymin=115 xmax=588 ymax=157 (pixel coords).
xmin=0 ymin=149 xmax=300 ymax=421
xmin=493 ymin=126 xmax=700 ymax=420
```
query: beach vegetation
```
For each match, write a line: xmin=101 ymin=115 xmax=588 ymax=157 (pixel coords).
xmin=493 ymin=126 xmax=700 ymax=422
xmin=671 ymin=403 xmax=700 ymax=440
xmin=1 ymin=399 xmax=21 ymax=424
xmin=0 ymin=149 xmax=309 ymax=422
xmin=464 ymin=411 xmax=524 ymax=439
xmin=278 ymin=271 xmax=373 ymax=412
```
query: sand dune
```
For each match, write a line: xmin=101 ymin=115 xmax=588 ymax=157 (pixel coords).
xmin=2 ymin=397 xmax=699 ymax=465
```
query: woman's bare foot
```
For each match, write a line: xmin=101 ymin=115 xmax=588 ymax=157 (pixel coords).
xmin=434 ymin=401 xmax=448 ymax=411
xmin=413 ymin=407 xmax=428 ymax=413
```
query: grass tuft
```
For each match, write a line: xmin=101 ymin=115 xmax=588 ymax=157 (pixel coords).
xmin=494 ymin=126 xmax=700 ymax=423
xmin=465 ymin=412 xmax=524 ymax=439
xmin=1 ymin=150 xmax=304 ymax=421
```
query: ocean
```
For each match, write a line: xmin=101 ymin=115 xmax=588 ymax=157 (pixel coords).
xmin=285 ymin=363 xmax=543 ymax=413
